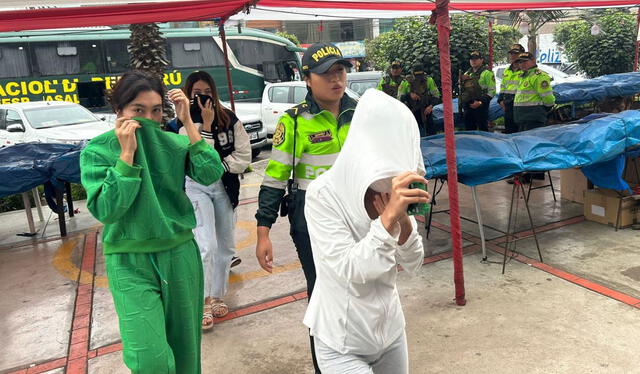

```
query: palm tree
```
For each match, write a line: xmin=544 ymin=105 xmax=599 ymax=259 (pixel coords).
xmin=128 ymin=23 xmax=174 ymax=123
xmin=509 ymin=10 xmax=568 ymax=57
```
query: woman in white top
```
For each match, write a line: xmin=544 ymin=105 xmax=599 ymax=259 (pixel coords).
xmin=304 ymin=89 xmax=430 ymax=373
xmin=179 ymin=71 xmax=251 ymax=330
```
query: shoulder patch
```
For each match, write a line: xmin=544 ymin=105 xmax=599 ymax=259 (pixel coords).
xmin=285 ymin=102 xmax=309 ymax=118
xmin=273 ymin=122 xmax=286 ymax=147
xmin=541 ymin=80 xmax=550 ymax=89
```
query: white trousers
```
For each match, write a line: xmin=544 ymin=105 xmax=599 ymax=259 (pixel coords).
xmin=314 ymin=331 xmax=409 ymax=374
xmin=185 ymin=178 xmax=235 ymax=298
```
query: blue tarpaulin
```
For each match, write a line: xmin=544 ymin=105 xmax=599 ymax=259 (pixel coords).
xmin=422 ymin=110 xmax=640 ymax=190
xmin=432 ymin=72 xmax=640 ymax=127
xmin=0 ymin=142 xmax=83 ymax=198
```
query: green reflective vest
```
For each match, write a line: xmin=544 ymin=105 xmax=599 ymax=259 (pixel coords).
xmin=460 ymin=66 xmax=496 ymax=106
xmin=500 ymin=65 xmax=523 ymax=97
xmin=398 ymin=75 xmax=440 ymax=101
xmin=377 ymin=75 xmax=404 ymax=98
xmin=262 ymin=95 xmax=356 ymax=191
xmin=514 ymin=66 xmax=555 ymax=128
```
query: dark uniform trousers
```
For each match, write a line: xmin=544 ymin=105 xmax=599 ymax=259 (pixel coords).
xmin=502 ymin=94 xmax=518 ymax=134
xmin=287 ymin=189 xmax=321 ymax=373
xmin=463 ymin=101 xmax=490 ymax=131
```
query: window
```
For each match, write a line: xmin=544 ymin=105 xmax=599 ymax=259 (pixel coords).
xmin=293 ymin=86 xmax=307 ymax=104
xmin=24 ymin=105 xmax=96 ymax=129
xmin=0 ymin=44 xmax=30 ymax=78
xmin=227 ymin=39 xmax=297 ymax=72
xmin=6 ymin=110 xmax=23 ymax=128
xmin=104 ymin=40 xmax=131 ymax=73
xmin=33 ymin=41 xmax=103 ymax=76
xmin=168 ymin=37 xmax=225 ymax=68
xmin=269 ymin=86 xmax=290 ymax=104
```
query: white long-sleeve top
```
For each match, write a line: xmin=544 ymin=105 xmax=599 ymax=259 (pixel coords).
xmin=303 ymin=89 xmax=426 ymax=356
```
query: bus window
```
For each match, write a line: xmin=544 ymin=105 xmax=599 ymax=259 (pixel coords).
xmin=104 ymin=40 xmax=131 ymax=74
xmin=0 ymin=44 xmax=30 ymax=78
xmin=169 ymin=37 xmax=225 ymax=68
xmin=33 ymin=41 xmax=103 ymax=76
xmin=227 ymin=39 xmax=297 ymax=72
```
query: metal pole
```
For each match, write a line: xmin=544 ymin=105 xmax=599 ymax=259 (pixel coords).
xmin=32 ymin=187 xmax=44 ymax=221
xmin=634 ymin=8 xmax=640 ymax=72
xmin=488 ymin=19 xmax=494 ymax=70
xmin=432 ymin=0 xmax=466 ymax=306
xmin=471 ymin=186 xmax=487 ymax=261
xmin=219 ymin=20 xmax=236 ymax=112
xmin=22 ymin=192 xmax=36 ymax=234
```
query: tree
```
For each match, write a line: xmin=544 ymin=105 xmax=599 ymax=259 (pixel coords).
xmin=128 ymin=23 xmax=174 ymax=123
xmin=509 ymin=10 xmax=567 ymax=55
xmin=554 ymin=9 xmax=636 ymax=78
xmin=492 ymin=25 xmax=523 ymax=64
xmin=364 ymin=15 xmax=489 ymax=94
xmin=276 ymin=31 xmax=301 ymax=46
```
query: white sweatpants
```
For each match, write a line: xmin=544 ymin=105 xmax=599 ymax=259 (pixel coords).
xmin=314 ymin=331 xmax=409 ymax=374
xmin=185 ymin=178 xmax=235 ymax=299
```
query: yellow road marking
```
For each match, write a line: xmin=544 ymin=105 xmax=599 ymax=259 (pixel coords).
xmin=52 ymin=221 xmax=293 ymax=288
xmin=235 ymin=220 xmax=257 ymax=251
xmin=52 ymin=238 xmax=109 ymax=288
xmin=229 ymin=260 xmax=301 ymax=284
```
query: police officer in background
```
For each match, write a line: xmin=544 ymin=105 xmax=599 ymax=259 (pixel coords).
xmin=255 ymin=42 xmax=357 ymax=373
xmin=514 ymin=51 xmax=556 ymax=182
xmin=513 ymin=51 xmax=555 ymax=131
xmin=377 ymin=60 xmax=404 ymax=98
xmin=497 ymin=44 xmax=525 ymax=134
xmin=399 ymin=62 xmax=441 ymax=136
xmin=460 ymin=51 xmax=496 ymax=131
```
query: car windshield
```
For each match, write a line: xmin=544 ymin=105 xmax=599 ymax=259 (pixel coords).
xmin=24 ymin=105 xmax=98 ymax=129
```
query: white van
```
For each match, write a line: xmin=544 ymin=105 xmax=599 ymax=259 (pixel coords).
xmin=0 ymin=101 xmax=112 ymax=148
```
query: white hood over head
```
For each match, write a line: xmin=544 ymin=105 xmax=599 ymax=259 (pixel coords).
xmin=323 ymin=88 xmax=425 ymax=225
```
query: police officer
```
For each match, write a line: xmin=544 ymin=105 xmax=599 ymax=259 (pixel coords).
xmin=460 ymin=51 xmax=496 ymax=131
xmin=399 ymin=62 xmax=441 ymax=136
xmin=514 ymin=51 xmax=556 ymax=182
xmin=377 ymin=60 xmax=404 ymax=98
xmin=254 ymin=42 xmax=357 ymax=373
xmin=497 ymin=43 xmax=525 ymax=134
xmin=513 ymin=51 xmax=555 ymax=131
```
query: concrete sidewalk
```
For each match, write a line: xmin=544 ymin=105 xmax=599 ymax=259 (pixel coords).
xmin=1 ymin=168 xmax=639 ymax=374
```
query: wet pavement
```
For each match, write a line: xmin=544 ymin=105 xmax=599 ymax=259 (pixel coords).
xmin=1 ymin=158 xmax=639 ymax=374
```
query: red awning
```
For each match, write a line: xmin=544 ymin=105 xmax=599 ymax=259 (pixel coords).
xmin=258 ymin=0 xmax=640 ymax=11
xmin=0 ymin=0 xmax=256 ymax=32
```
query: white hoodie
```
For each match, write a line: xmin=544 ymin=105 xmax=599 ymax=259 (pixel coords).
xmin=303 ymin=89 xmax=426 ymax=356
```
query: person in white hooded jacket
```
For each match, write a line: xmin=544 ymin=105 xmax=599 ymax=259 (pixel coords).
xmin=304 ymin=89 xmax=429 ymax=373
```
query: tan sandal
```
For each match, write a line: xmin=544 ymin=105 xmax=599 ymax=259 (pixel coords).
xmin=210 ymin=298 xmax=229 ymax=318
xmin=202 ymin=302 xmax=214 ymax=330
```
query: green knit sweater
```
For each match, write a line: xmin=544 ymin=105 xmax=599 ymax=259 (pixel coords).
xmin=80 ymin=117 xmax=223 ymax=254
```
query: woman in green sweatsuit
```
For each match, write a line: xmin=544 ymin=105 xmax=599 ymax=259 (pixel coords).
xmin=80 ymin=71 xmax=224 ymax=373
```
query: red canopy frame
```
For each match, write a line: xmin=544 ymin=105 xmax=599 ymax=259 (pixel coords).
xmin=2 ymin=0 xmax=639 ymax=306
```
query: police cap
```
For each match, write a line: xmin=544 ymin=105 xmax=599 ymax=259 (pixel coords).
xmin=302 ymin=42 xmax=353 ymax=74
xmin=469 ymin=51 xmax=483 ymax=60
xmin=508 ymin=44 xmax=525 ymax=54
xmin=515 ymin=52 xmax=535 ymax=62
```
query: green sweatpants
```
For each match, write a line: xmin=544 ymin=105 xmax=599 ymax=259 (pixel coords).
xmin=105 ymin=239 xmax=203 ymax=374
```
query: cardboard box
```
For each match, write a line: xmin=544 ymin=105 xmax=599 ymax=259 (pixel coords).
xmin=624 ymin=156 xmax=640 ymax=187
xmin=583 ymin=188 xmax=639 ymax=228
xmin=561 ymin=168 xmax=589 ymax=204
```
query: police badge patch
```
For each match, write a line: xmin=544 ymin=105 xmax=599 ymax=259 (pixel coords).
xmin=273 ymin=122 xmax=285 ymax=146
xmin=541 ymin=81 xmax=549 ymax=89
